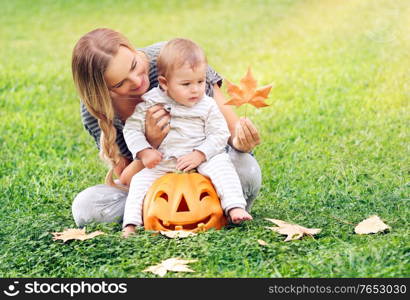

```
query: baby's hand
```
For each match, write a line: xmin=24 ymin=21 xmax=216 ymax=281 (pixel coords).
xmin=176 ymin=150 xmax=206 ymax=172
xmin=137 ymin=148 xmax=162 ymax=168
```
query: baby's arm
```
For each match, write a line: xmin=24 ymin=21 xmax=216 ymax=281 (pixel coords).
xmin=176 ymin=100 xmax=230 ymax=172
xmin=193 ymin=99 xmax=231 ymax=161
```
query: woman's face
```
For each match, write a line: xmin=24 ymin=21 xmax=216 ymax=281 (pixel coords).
xmin=104 ymin=46 xmax=150 ymax=97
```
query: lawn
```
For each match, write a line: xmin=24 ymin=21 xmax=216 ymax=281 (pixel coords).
xmin=0 ymin=0 xmax=409 ymax=278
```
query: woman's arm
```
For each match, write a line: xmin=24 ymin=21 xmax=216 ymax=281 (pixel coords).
xmin=115 ymin=102 xmax=169 ymax=186
xmin=119 ymin=159 xmax=145 ymax=186
xmin=212 ymin=84 xmax=261 ymax=152
xmin=113 ymin=105 xmax=170 ymax=186
xmin=114 ymin=156 xmax=145 ymax=186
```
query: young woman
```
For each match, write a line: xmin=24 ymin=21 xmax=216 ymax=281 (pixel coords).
xmin=71 ymin=28 xmax=262 ymax=227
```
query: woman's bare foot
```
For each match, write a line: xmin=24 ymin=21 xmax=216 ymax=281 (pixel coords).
xmin=228 ymin=208 xmax=253 ymax=224
xmin=122 ymin=224 xmax=136 ymax=238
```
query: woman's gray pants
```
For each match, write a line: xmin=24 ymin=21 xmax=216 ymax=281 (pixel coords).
xmin=72 ymin=148 xmax=262 ymax=227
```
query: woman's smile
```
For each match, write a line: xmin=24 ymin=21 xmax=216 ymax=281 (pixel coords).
xmin=132 ymin=74 xmax=149 ymax=95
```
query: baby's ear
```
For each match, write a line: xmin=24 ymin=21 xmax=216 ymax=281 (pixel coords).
xmin=158 ymin=76 xmax=168 ymax=91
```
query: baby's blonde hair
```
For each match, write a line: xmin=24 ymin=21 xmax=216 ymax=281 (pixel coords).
xmin=72 ymin=28 xmax=134 ymax=190
xmin=157 ymin=38 xmax=207 ymax=79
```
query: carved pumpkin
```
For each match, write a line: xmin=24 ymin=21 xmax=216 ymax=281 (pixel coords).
xmin=143 ymin=173 xmax=227 ymax=232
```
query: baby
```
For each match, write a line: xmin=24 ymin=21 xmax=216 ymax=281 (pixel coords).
xmin=122 ymin=38 xmax=252 ymax=236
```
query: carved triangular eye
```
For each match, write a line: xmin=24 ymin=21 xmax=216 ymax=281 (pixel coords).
xmin=200 ymin=191 xmax=210 ymax=201
xmin=158 ymin=192 xmax=168 ymax=201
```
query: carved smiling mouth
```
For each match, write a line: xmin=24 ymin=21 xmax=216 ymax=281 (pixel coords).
xmin=159 ymin=216 xmax=211 ymax=231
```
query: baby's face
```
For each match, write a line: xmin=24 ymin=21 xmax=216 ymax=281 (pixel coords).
xmin=165 ymin=62 xmax=206 ymax=107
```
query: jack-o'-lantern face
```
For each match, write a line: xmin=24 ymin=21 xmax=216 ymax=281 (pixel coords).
xmin=143 ymin=173 xmax=227 ymax=232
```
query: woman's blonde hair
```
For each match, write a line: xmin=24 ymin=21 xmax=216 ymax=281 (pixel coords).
xmin=72 ymin=28 xmax=134 ymax=190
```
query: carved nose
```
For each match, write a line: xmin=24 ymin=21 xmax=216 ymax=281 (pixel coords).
xmin=177 ymin=195 xmax=190 ymax=212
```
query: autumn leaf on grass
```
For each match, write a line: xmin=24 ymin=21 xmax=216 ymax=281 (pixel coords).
xmin=51 ymin=228 xmax=105 ymax=242
xmin=257 ymin=239 xmax=268 ymax=246
xmin=265 ymin=218 xmax=321 ymax=242
xmin=160 ymin=231 xmax=197 ymax=239
xmin=354 ymin=215 xmax=390 ymax=235
xmin=225 ymin=68 xmax=272 ymax=108
xmin=143 ymin=258 xmax=198 ymax=277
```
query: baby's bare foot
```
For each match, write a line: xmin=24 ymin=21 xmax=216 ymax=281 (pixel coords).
xmin=122 ymin=225 xmax=136 ymax=238
xmin=228 ymin=208 xmax=253 ymax=224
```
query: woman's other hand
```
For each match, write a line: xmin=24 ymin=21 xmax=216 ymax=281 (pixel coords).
xmin=145 ymin=104 xmax=171 ymax=149
xmin=232 ymin=117 xmax=261 ymax=153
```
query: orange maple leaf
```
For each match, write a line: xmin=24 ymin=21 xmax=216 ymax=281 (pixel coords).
xmin=225 ymin=68 xmax=272 ymax=108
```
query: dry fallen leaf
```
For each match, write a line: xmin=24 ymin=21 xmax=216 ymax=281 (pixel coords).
xmin=225 ymin=68 xmax=272 ymax=108
xmin=51 ymin=228 xmax=105 ymax=242
xmin=160 ymin=231 xmax=197 ymax=239
xmin=143 ymin=258 xmax=198 ymax=277
xmin=354 ymin=215 xmax=390 ymax=235
xmin=265 ymin=218 xmax=321 ymax=242
xmin=257 ymin=239 xmax=268 ymax=246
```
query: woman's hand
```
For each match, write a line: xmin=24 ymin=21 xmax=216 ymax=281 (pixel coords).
xmin=212 ymin=84 xmax=261 ymax=153
xmin=232 ymin=117 xmax=261 ymax=153
xmin=145 ymin=104 xmax=171 ymax=149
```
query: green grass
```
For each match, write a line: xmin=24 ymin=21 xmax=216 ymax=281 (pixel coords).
xmin=0 ymin=0 xmax=409 ymax=277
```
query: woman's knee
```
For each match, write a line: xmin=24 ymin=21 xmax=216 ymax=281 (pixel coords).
xmin=228 ymin=149 xmax=262 ymax=211
xmin=72 ymin=184 xmax=128 ymax=227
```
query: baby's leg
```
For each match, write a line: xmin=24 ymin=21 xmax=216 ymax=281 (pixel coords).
xmin=227 ymin=147 xmax=262 ymax=212
xmin=122 ymin=168 xmax=165 ymax=228
xmin=197 ymin=153 xmax=252 ymax=224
